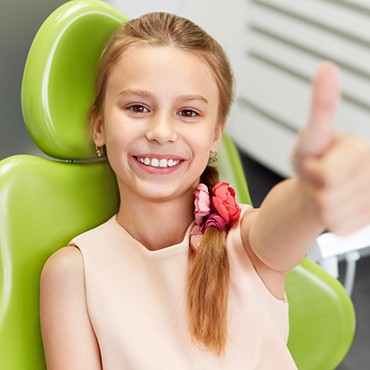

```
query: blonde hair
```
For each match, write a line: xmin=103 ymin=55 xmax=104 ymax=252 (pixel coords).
xmin=89 ymin=12 xmax=234 ymax=355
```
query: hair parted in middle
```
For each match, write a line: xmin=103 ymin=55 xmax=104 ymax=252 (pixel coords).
xmin=88 ymin=12 xmax=235 ymax=355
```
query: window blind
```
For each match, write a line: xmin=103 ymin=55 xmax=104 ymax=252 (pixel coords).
xmin=231 ymin=0 xmax=370 ymax=176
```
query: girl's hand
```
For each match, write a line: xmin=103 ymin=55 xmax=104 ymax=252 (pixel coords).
xmin=292 ymin=62 xmax=370 ymax=235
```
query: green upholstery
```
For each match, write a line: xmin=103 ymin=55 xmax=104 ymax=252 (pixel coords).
xmin=286 ymin=259 xmax=355 ymax=369
xmin=0 ymin=1 xmax=355 ymax=369
xmin=21 ymin=0 xmax=128 ymax=160
xmin=0 ymin=156 xmax=119 ymax=369
xmin=1 ymin=2 xmax=124 ymax=369
xmin=218 ymin=134 xmax=252 ymax=205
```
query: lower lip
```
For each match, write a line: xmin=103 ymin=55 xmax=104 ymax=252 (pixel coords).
xmin=133 ymin=157 xmax=184 ymax=174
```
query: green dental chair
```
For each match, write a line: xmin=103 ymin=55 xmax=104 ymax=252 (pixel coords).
xmin=0 ymin=1 xmax=355 ymax=369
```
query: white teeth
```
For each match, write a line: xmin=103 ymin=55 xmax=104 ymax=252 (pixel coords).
xmin=151 ymin=158 xmax=159 ymax=167
xmin=137 ymin=157 xmax=180 ymax=168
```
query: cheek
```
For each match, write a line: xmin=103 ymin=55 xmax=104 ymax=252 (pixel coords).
xmin=190 ymin=133 xmax=215 ymax=167
xmin=190 ymin=133 xmax=213 ymax=154
xmin=104 ymin=128 xmax=132 ymax=163
xmin=204 ymin=125 xmax=220 ymax=150
xmin=104 ymin=115 xmax=138 ymax=148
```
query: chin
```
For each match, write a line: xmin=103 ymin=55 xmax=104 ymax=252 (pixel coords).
xmin=138 ymin=181 xmax=194 ymax=202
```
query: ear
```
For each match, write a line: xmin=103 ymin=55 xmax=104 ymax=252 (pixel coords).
xmin=93 ymin=117 xmax=106 ymax=146
xmin=211 ymin=121 xmax=224 ymax=152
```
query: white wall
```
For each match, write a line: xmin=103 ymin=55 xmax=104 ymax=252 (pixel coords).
xmin=179 ymin=0 xmax=248 ymax=86
xmin=107 ymin=0 xmax=183 ymax=18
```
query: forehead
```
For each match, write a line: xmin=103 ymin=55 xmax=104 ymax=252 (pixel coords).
xmin=106 ymin=45 xmax=219 ymax=102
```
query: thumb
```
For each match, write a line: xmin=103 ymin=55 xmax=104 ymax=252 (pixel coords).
xmin=296 ymin=62 xmax=341 ymax=160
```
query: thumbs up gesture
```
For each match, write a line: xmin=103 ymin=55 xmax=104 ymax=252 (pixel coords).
xmin=292 ymin=62 xmax=370 ymax=235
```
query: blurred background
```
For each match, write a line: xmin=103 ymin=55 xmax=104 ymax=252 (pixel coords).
xmin=1 ymin=0 xmax=369 ymax=368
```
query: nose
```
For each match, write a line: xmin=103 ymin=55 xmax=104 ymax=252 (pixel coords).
xmin=145 ymin=112 xmax=177 ymax=144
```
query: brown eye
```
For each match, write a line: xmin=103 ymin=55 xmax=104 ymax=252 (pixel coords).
xmin=128 ymin=105 xmax=149 ymax=113
xmin=178 ymin=109 xmax=198 ymax=118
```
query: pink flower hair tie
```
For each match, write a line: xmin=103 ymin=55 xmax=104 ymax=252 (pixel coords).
xmin=190 ymin=182 xmax=241 ymax=251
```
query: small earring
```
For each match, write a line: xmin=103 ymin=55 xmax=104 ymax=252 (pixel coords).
xmin=96 ymin=145 xmax=104 ymax=157
xmin=209 ymin=150 xmax=218 ymax=164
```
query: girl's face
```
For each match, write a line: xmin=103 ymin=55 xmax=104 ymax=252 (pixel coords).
xmin=94 ymin=45 xmax=223 ymax=202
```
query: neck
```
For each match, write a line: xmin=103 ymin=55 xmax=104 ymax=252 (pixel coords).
xmin=116 ymin=190 xmax=195 ymax=251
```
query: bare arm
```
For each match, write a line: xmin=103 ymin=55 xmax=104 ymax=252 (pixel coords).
xmin=241 ymin=63 xmax=370 ymax=289
xmin=40 ymin=246 xmax=102 ymax=370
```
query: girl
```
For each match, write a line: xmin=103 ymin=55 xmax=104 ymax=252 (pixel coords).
xmin=40 ymin=12 xmax=370 ymax=369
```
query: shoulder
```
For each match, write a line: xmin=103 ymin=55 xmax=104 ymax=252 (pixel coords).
xmin=40 ymin=247 xmax=102 ymax=369
xmin=41 ymin=246 xmax=84 ymax=289
xmin=40 ymin=247 xmax=87 ymax=335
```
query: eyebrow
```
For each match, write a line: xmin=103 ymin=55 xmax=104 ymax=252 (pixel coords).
xmin=118 ymin=89 xmax=208 ymax=104
xmin=176 ymin=95 xmax=208 ymax=104
xmin=119 ymin=89 xmax=153 ymax=99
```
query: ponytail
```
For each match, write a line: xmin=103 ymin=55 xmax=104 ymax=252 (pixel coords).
xmin=188 ymin=166 xmax=240 ymax=355
xmin=200 ymin=165 xmax=219 ymax=189
xmin=188 ymin=225 xmax=229 ymax=355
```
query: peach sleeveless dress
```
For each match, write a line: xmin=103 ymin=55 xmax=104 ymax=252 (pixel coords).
xmin=70 ymin=205 xmax=297 ymax=369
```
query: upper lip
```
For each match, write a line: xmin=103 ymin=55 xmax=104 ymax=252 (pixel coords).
xmin=134 ymin=154 xmax=184 ymax=160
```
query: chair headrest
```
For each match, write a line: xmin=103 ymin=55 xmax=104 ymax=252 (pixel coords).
xmin=21 ymin=0 xmax=128 ymax=160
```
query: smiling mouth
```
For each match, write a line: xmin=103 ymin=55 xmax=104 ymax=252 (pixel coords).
xmin=136 ymin=156 xmax=181 ymax=168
